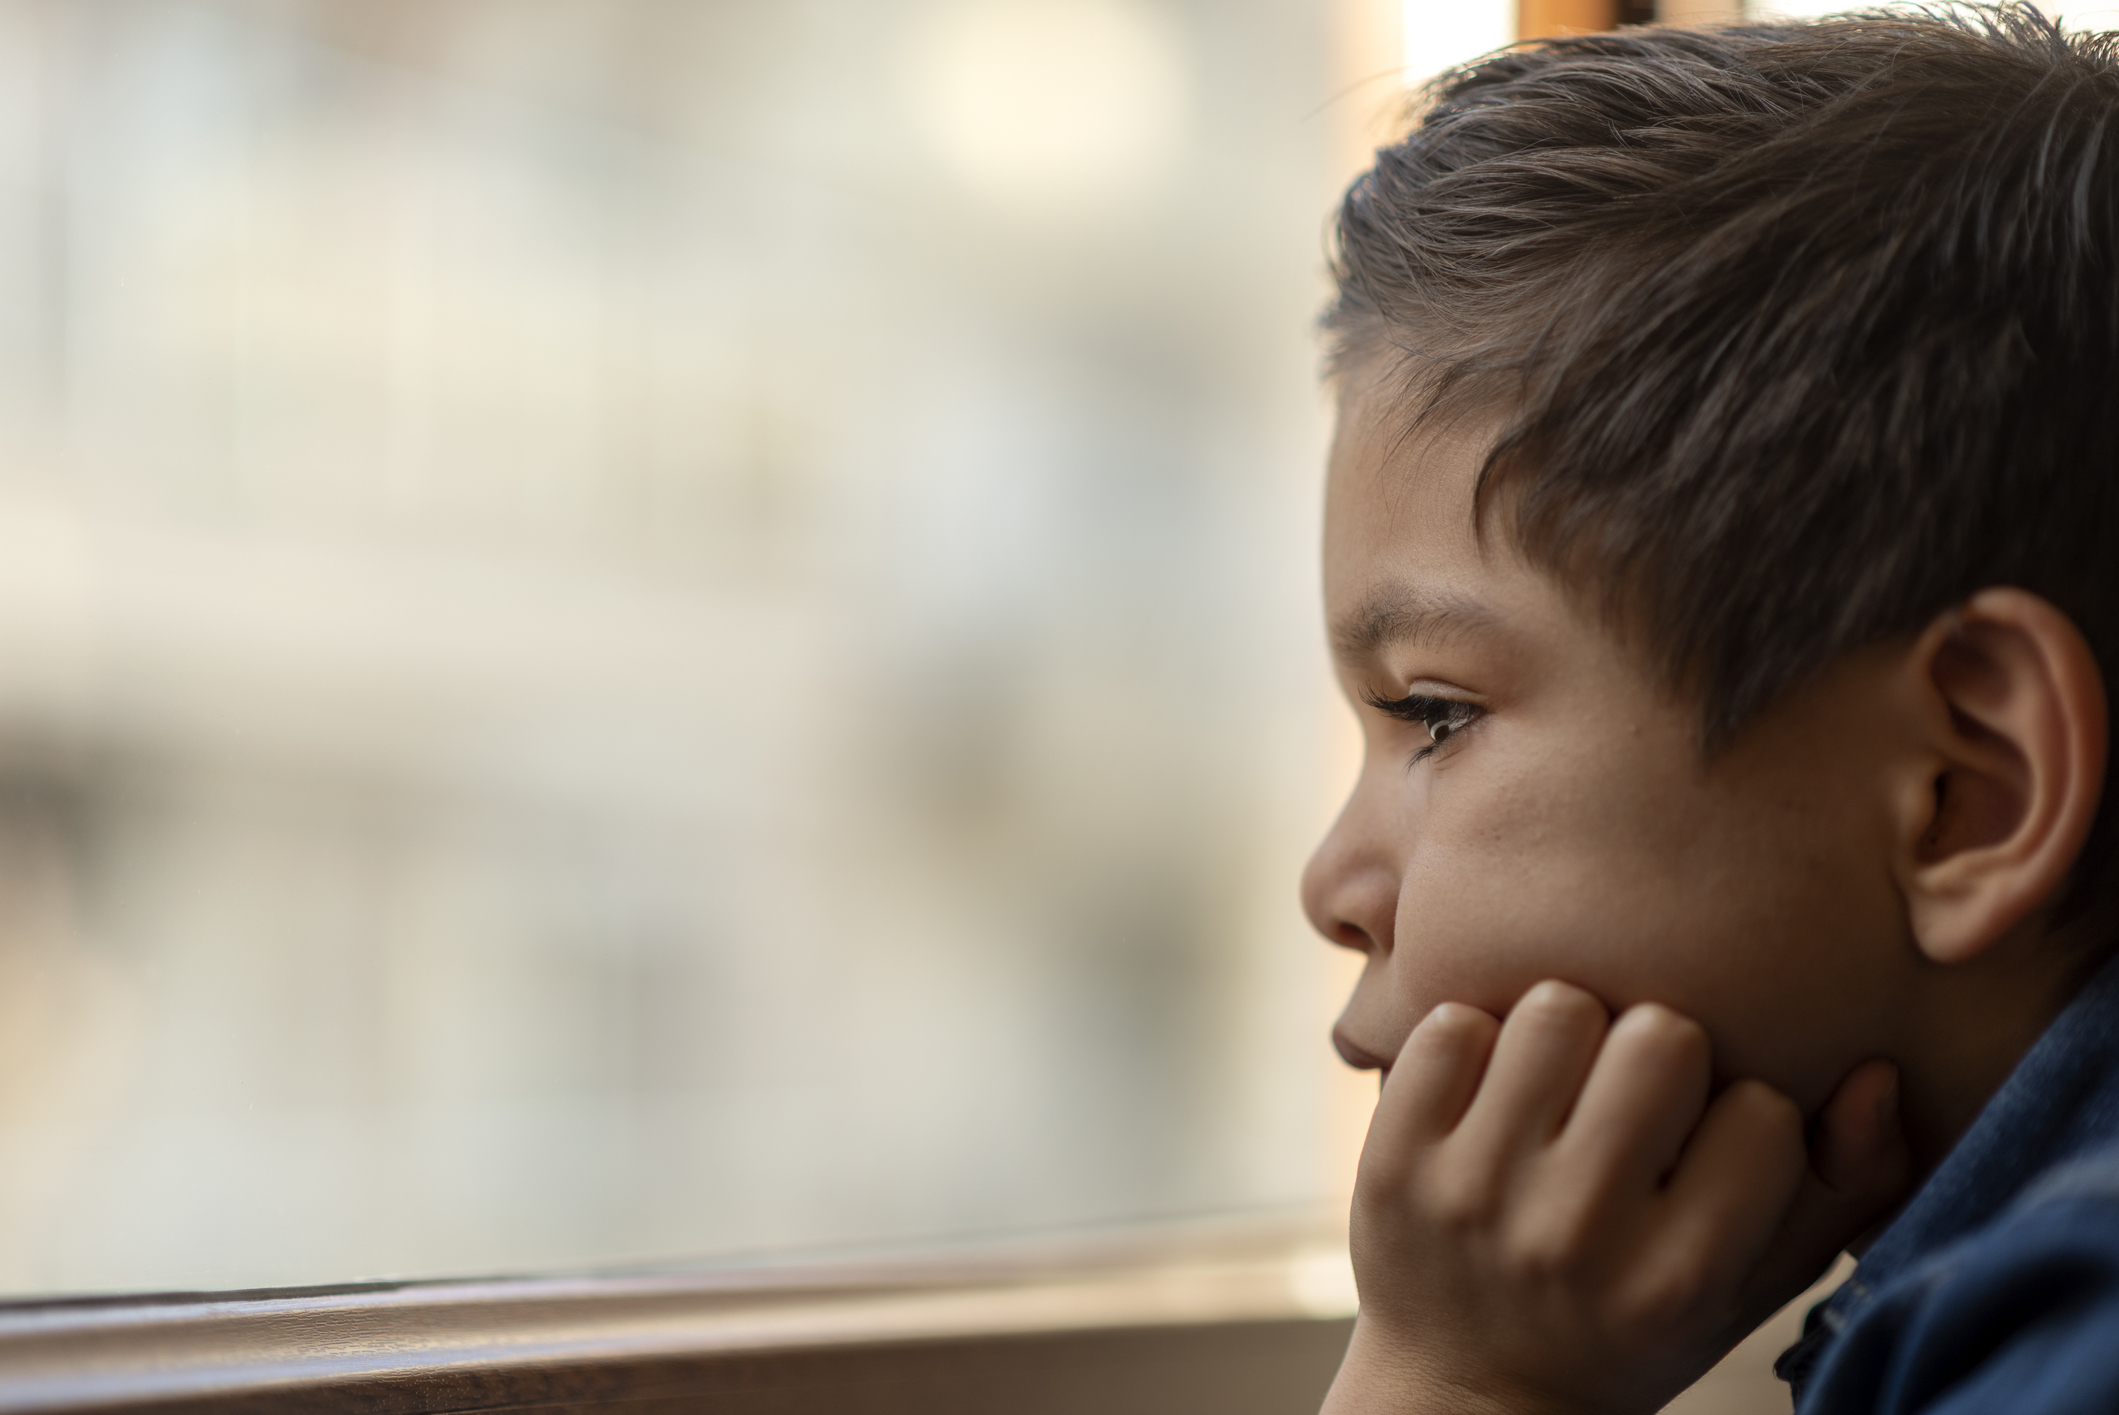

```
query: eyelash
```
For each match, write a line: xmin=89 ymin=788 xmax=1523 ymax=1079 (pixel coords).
xmin=1361 ymin=690 xmax=1484 ymax=765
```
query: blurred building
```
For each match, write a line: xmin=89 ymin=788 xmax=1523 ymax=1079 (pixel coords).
xmin=0 ymin=0 xmax=1385 ymax=1294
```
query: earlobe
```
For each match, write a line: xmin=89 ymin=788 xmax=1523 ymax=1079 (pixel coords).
xmin=1898 ymin=589 xmax=2108 ymax=965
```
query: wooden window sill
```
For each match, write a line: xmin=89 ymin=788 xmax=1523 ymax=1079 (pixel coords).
xmin=0 ymin=1216 xmax=1355 ymax=1414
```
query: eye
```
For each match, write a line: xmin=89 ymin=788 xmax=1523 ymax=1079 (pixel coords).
xmin=1361 ymin=689 xmax=1484 ymax=764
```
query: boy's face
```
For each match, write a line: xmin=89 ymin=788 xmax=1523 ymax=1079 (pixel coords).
xmin=1305 ymin=385 xmax=1918 ymax=1113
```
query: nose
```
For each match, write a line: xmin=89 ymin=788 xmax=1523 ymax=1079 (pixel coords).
xmin=1300 ymin=786 xmax=1399 ymax=959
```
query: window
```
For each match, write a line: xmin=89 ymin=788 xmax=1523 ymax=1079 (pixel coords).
xmin=0 ymin=0 xmax=1369 ymax=1302
xmin=0 ymin=4 xmax=1820 ymax=1411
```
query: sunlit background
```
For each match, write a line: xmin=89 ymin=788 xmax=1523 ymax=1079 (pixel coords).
xmin=0 ymin=0 xmax=1917 ymax=1304
xmin=0 ymin=0 xmax=1401 ymax=1297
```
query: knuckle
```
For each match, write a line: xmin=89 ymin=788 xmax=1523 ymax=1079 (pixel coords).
xmin=1502 ymin=1211 xmax=1587 ymax=1280
xmin=1421 ymin=1160 xmax=1503 ymax=1230
xmin=1619 ymin=1004 xmax=1708 ymax=1066
xmin=1515 ymin=980 xmax=1604 ymax=1031
xmin=1498 ymin=1179 xmax=1602 ymax=1279
xmin=1728 ymin=1079 xmax=1805 ymax=1145
xmin=1423 ymin=1001 xmax=1496 ymax=1043
xmin=1616 ymin=1259 xmax=1711 ymax=1330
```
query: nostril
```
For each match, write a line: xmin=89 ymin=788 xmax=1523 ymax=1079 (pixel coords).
xmin=1331 ymin=921 xmax=1376 ymax=953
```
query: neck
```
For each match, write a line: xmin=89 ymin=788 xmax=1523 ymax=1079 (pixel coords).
xmin=1897 ymin=934 xmax=2089 ymax=1176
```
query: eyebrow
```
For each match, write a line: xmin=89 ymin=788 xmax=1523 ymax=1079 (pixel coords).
xmin=1330 ymin=585 xmax=1498 ymax=661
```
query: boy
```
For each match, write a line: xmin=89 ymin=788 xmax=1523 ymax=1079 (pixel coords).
xmin=1302 ymin=7 xmax=2119 ymax=1412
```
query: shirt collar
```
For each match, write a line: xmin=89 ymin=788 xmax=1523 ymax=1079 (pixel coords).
xmin=1778 ymin=947 xmax=2119 ymax=1391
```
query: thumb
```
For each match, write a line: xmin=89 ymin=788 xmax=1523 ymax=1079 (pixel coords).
xmin=1741 ymin=1058 xmax=1911 ymax=1320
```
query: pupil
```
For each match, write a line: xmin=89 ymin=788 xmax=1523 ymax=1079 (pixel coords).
xmin=1428 ymin=720 xmax=1453 ymax=745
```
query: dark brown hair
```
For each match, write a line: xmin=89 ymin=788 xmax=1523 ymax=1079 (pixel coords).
xmin=1328 ymin=3 xmax=2119 ymax=929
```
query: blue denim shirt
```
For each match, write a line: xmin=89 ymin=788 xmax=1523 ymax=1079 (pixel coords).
xmin=1778 ymin=952 xmax=2119 ymax=1413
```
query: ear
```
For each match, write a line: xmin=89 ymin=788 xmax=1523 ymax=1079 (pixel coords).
xmin=1896 ymin=588 xmax=2108 ymax=964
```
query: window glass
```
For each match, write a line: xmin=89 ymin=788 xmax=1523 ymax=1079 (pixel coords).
xmin=0 ymin=0 xmax=1422 ymax=1297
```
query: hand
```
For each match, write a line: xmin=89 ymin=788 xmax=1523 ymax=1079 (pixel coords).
xmin=1323 ymin=981 xmax=1910 ymax=1415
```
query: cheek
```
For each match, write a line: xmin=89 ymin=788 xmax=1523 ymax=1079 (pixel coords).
xmin=1385 ymin=742 xmax=1656 ymax=1015
xmin=1381 ymin=734 xmax=1899 ymax=1086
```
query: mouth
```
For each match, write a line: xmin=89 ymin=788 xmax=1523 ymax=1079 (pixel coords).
xmin=1331 ymin=1027 xmax=1393 ymax=1074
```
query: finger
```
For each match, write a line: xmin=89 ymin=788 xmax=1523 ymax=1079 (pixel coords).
xmin=1808 ymin=1059 xmax=1906 ymax=1195
xmin=1558 ymin=1003 xmax=1714 ymax=1192
xmin=1655 ymin=1080 xmax=1810 ymax=1304
xmin=1391 ymin=1003 xmax=1505 ymax=1138
xmin=1360 ymin=1004 xmax=1501 ymax=1185
xmin=1454 ymin=981 xmax=1610 ymax=1161
xmin=1741 ymin=1059 xmax=1910 ymax=1317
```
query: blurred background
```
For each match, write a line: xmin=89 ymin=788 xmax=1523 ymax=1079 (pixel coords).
xmin=0 ymin=0 xmax=1394 ymax=1297
xmin=10 ymin=0 xmax=2083 ymax=1311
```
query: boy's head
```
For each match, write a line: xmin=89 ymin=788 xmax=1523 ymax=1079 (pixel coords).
xmin=1305 ymin=5 xmax=2119 ymax=1146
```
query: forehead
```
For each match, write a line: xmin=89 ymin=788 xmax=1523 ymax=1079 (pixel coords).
xmin=1322 ymin=384 xmax=1506 ymax=629
xmin=1323 ymin=386 xmax=1683 ymax=724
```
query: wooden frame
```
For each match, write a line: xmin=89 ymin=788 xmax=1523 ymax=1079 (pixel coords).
xmin=1518 ymin=0 xmax=1746 ymax=40
xmin=0 ymin=1219 xmax=1354 ymax=1414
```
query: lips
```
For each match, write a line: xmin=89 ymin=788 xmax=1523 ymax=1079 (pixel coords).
xmin=1332 ymin=1027 xmax=1393 ymax=1073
